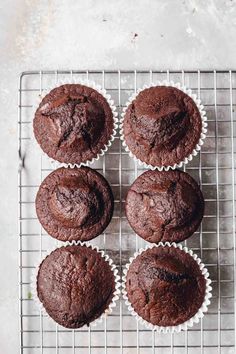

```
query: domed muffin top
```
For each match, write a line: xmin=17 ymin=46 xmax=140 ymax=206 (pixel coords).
xmin=123 ymin=86 xmax=202 ymax=167
xmin=34 ymin=84 xmax=114 ymax=164
xmin=126 ymin=169 xmax=204 ymax=243
xmin=37 ymin=245 xmax=115 ymax=328
xmin=126 ymin=246 xmax=206 ymax=327
xmin=36 ymin=167 xmax=114 ymax=242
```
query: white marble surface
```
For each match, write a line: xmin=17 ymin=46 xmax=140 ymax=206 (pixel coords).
xmin=1 ymin=0 xmax=236 ymax=352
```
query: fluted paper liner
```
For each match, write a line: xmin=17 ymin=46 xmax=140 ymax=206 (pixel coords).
xmin=120 ymin=80 xmax=208 ymax=171
xmin=32 ymin=78 xmax=118 ymax=168
xmin=31 ymin=241 xmax=120 ymax=328
xmin=122 ymin=242 xmax=212 ymax=333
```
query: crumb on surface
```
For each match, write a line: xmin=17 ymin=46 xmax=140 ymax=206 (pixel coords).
xmin=131 ymin=32 xmax=138 ymax=42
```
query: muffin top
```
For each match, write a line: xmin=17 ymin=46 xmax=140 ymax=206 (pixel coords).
xmin=126 ymin=169 xmax=204 ymax=243
xmin=37 ymin=245 xmax=115 ymax=328
xmin=126 ymin=246 xmax=206 ymax=327
xmin=36 ymin=167 xmax=114 ymax=242
xmin=123 ymin=86 xmax=202 ymax=167
xmin=33 ymin=84 xmax=114 ymax=164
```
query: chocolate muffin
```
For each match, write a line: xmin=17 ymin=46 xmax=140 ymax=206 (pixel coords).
xmin=37 ymin=245 xmax=116 ymax=328
xmin=126 ymin=169 xmax=204 ymax=243
xmin=33 ymin=84 xmax=114 ymax=164
xmin=125 ymin=245 xmax=206 ymax=327
xmin=122 ymin=86 xmax=203 ymax=167
xmin=36 ymin=167 xmax=114 ymax=241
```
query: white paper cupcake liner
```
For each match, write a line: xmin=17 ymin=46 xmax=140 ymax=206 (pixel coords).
xmin=31 ymin=78 xmax=118 ymax=168
xmin=31 ymin=241 xmax=120 ymax=329
xmin=120 ymin=80 xmax=208 ymax=171
xmin=122 ymin=242 xmax=212 ymax=333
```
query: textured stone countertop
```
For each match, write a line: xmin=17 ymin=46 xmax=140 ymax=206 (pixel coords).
xmin=0 ymin=0 xmax=236 ymax=352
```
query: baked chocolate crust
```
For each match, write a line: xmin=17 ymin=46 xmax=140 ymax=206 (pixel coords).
xmin=123 ymin=86 xmax=202 ymax=167
xmin=33 ymin=84 xmax=114 ymax=164
xmin=37 ymin=245 xmax=115 ymax=328
xmin=126 ymin=246 xmax=206 ymax=326
xmin=36 ymin=167 xmax=114 ymax=241
xmin=125 ymin=169 xmax=204 ymax=243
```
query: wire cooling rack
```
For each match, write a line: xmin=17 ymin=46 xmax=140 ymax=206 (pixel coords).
xmin=18 ymin=70 xmax=236 ymax=354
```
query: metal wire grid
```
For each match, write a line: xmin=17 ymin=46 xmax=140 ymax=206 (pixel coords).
xmin=18 ymin=70 xmax=236 ymax=354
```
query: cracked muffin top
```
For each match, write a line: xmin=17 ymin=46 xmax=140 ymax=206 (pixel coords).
xmin=126 ymin=246 xmax=206 ymax=327
xmin=125 ymin=169 xmax=204 ymax=243
xmin=37 ymin=245 xmax=115 ymax=328
xmin=36 ymin=167 xmax=114 ymax=242
xmin=123 ymin=86 xmax=202 ymax=167
xmin=33 ymin=84 xmax=114 ymax=164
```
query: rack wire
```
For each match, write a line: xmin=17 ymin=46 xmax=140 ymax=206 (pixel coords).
xmin=18 ymin=70 xmax=236 ymax=353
